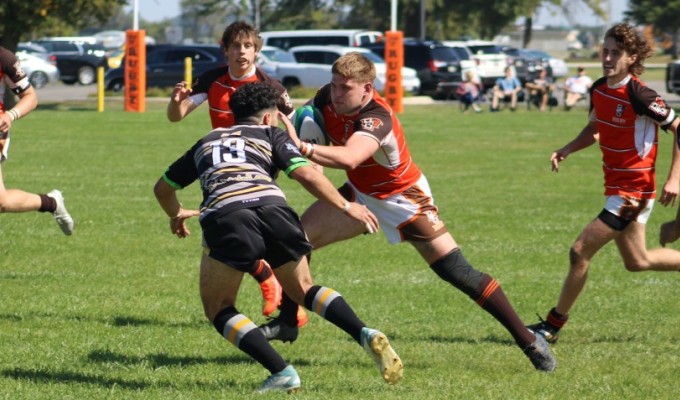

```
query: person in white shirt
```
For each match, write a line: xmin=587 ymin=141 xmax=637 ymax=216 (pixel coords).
xmin=563 ymin=66 xmax=593 ymax=110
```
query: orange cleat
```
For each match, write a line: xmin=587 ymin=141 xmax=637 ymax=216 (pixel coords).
xmin=260 ymin=275 xmax=282 ymax=317
xmin=296 ymin=306 xmax=308 ymax=327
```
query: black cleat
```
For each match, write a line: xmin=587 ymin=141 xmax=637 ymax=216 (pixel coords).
xmin=259 ymin=318 xmax=299 ymax=343
xmin=527 ymin=317 xmax=561 ymax=344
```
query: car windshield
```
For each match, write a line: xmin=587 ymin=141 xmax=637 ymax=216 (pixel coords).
xmin=468 ymin=45 xmax=503 ymax=55
xmin=449 ymin=47 xmax=471 ymax=60
xmin=430 ymin=47 xmax=458 ymax=62
xmin=361 ymin=51 xmax=385 ymax=64
xmin=261 ymin=48 xmax=295 ymax=63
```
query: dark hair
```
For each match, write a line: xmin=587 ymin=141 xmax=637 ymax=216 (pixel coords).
xmin=604 ymin=22 xmax=654 ymax=76
xmin=229 ymin=82 xmax=278 ymax=120
xmin=221 ymin=20 xmax=262 ymax=52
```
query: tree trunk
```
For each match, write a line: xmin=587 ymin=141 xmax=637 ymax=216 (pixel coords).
xmin=523 ymin=17 xmax=533 ymax=48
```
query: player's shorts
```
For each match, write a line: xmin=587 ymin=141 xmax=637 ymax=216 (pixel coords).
xmin=340 ymin=174 xmax=449 ymax=244
xmin=201 ymin=204 xmax=312 ymax=272
xmin=598 ymin=194 xmax=654 ymax=231
xmin=0 ymin=131 xmax=9 ymax=163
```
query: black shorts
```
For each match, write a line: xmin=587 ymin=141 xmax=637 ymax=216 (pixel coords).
xmin=201 ymin=205 xmax=313 ymax=273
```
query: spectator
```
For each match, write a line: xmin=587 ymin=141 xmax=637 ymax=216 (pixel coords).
xmin=458 ymin=70 xmax=483 ymax=113
xmin=563 ymin=66 xmax=593 ymax=110
xmin=525 ymin=67 xmax=556 ymax=112
xmin=491 ymin=66 xmax=522 ymax=112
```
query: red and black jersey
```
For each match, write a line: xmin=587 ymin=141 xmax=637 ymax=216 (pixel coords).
xmin=0 ymin=46 xmax=31 ymax=111
xmin=591 ymin=75 xmax=677 ymax=199
xmin=312 ymin=85 xmax=422 ymax=199
xmin=190 ymin=66 xmax=293 ymax=128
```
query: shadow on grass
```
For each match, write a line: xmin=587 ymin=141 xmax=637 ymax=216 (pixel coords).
xmin=37 ymin=102 xmax=97 ymax=112
xmin=87 ymin=348 xmax=251 ymax=368
xmin=416 ymin=334 xmax=516 ymax=347
xmin=2 ymin=368 xmax=149 ymax=389
xmin=0 ymin=311 xmax=204 ymax=329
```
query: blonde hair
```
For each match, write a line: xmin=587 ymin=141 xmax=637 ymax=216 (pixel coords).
xmin=332 ymin=52 xmax=376 ymax=83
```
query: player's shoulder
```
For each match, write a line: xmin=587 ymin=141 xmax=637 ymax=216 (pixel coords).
xmin=193 ymin=66 xmax=230 ymax=88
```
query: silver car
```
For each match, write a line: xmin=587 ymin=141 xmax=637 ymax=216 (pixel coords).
xmin=16 ymin=51 xmax=60 ymax=89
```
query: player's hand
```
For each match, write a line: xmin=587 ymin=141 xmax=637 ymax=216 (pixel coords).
xmin=279 ymin=110 xmax=301 ymax=147
xmin=345 ymin=202 xmax=379 ymax=234
xmin=659 ymin=220 xmax=680 ymax=247
xmin=0 ymin=112 xmax=12 ymax=134
xmin=659 ymin=179 xmax=679 ymax=207
xmin=550 ymin=149 xmax=569 ymax=172
xmin=169 ymin=209 xmax=200 ymax=238
xmin=170 ymin=81 xmax=191 ymax=103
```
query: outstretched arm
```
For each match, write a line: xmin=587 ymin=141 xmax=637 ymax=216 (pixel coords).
xmin=153 ymin=178 xmax=200 ymax=238
xmin=167 ymin=81 xmax=199 ymax=122
xmin=550 ymin=119 xmax=598 ymax=172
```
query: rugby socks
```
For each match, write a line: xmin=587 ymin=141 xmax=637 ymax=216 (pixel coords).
xmin=545 ymin=307 xmax=569 ymax=330
xmin=474 ymin=274 xmax=536 ymax=348
xmin=305 ymin=285 xmax=365 ymax=343
xmin=38 ymin=194 xmax=56 ymax=213
xmin=213 ymin=306 xmax=287 ymax=374
xmin=250 ymin=259 xmax=273 ymax=283
xmin=278 ymin=292 xmax=299 ymax=326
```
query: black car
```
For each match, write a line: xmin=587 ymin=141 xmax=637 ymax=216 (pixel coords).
xmin=104 ymin=44 xmax=225 ymax=91
xmin=32 ymin=39 xmax=108 ymax=85
xmin=363 ymin=39 xmax=463 ymax=99
xmin=502 ymin=47 xmax=553 ymax=84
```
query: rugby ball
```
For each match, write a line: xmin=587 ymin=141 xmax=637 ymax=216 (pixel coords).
xmin=294 ymin=105 xmax=328 ymax=146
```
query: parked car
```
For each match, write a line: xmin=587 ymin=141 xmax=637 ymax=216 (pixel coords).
xmin=460 ymin=40 xmax=510 ymax=90
xmin=256 ymin=45 xmax=298 ymax=81
xmin=666 ymin=60 xmax=680 ymax=95
xmin=286 ymin=45 xmax=420 ymax=94
xmin=441 ymin=41 xmax=478 ymax=81
xmin=31 ymin=38 xmax=108 ymax=85
xmin=260 ymin=29 xmax=383 ymax=50
xmin=104 ymin=44 xmax=225 ymax=92
xmin=17 ymin=42 xmax=55 ymax=65
xmin=500 ymin=47 xmax=542 ymax=84
xmin=363 ymin=39 xmax=462 ymax=99
xmin=521 ymin=49 xmax=568 ymax=78
xmin=15 ymin=51 xmax=60 ymax=89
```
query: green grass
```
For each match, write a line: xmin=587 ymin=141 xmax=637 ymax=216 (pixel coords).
xmin=1 ymin=99 xmax=679 ymax=399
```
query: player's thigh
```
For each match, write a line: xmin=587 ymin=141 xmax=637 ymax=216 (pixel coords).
xmin=409 ymin=232 xmax=459 ymax=265
xmin=301 ymin=199 xmax=365 ymax=249
xmin=199 ymin=253 xmax=245 ymax=320
xmin=613 ymin=221 xmax=648 ymax=266
xmin=572 ymin=218 xmax=617 ymax=259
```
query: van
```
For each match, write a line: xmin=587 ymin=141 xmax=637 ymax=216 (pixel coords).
xmin=260 ymin=29 xmax=383 ymax=50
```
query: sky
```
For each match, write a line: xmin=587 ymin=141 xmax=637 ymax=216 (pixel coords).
xmin=126 ymin=0 xmax=627 ymax=27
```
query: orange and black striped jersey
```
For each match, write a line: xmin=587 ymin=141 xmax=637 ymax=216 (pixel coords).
xmin=591 ymin=75 xmax=677 ymax=199
xmin=312 ymin=85 xmax=421 ymax=199
xmin=190 ymin=66 xmax=294 ymax=129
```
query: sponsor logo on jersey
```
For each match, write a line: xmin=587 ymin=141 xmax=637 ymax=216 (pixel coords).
xmin=648 ymin=97 xmax=667 ymax=116
xmin=359 ymin=117 xmax=383 ymax=132
xmin=615 ymin=103 xmax=624 ymax=118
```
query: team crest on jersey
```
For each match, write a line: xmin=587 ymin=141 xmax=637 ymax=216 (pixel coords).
xmin=615 ymin=104 xmax=624 ymax=118
xmin=13 ymin=60 xmax=25 ymax=78
xmin=359 ymin=117 xmax=383 ymax=132
xmin=648 ymin=97 xmax=667 ymax=116
xmin=281 ymin=92 xmax=293 ymax=109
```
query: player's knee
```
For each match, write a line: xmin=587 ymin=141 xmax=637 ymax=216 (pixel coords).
xmin=623 ymin=260 xmax=649 ymax=272
xmin=430 ymin=249 xmax=485 ymax=298
xmin=211 ymin=306 xmax=238 ymax=335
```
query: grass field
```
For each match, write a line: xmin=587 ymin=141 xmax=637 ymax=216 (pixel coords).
xmin=1 ymin=99 xmax=679 ymax=399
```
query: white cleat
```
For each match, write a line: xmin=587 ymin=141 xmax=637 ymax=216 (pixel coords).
xmin=47 ymin=190 xmax=74 ymax=235
xmin=360 ymin=327 xmax=404 ymax=384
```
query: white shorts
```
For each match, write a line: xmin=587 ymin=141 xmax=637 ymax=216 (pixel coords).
xmin=603 ymin=195 xmax=654 ymax=224
xmin=0 ymin=131 xmax=9 ymax=163
xmin=344 ymin=174 xmax=448 ymax=244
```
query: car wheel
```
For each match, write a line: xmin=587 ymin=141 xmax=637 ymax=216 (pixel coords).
xmin=77 ymin=65 xmax=96 ymax=85
xmin=30 ymin=71 xmax=48 ymax=89
xmin=108 ymin=78 xmax=124 ymax=92
xmin=282 ymin=77 xmax=300 ymax=90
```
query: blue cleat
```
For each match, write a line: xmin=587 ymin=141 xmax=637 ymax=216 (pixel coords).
xmin=256 ymin=365 xmax=301 ymax=394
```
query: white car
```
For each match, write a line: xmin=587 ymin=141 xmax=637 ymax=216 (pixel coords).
xmin=523 ymin=49 xmax=569 ymax=78
xmin=447 ymin=40 xmax=509 ymax=90
xmin=287 ymin=45 xmax=421 ymax=94
xmin=16 ymin=51 xmax=60 ymax=89
xmin=257 ymin=45 xmax=299 ymax=82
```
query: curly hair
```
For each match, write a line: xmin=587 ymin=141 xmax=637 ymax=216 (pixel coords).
xmin=220 ymin=20 xmax=262 ymax=52
xmin=229 ymin=82 xmax=278 ymax=120
xmin=604 ymin=22 xmax=654 ymax=76
xmin=332 ymin=52 xmax=376 ymax=84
